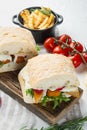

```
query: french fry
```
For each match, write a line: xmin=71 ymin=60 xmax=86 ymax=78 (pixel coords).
xmin=38 ymin=17 xmax=49 ymax=29
xmin=20 ymin=10 xmax=30 ymax=24
xmin=47 ymin=13 xmax=55 ymax=25
xmin=40 ymin=14 xmax=55 ymax=29
xmin=38 ymin=10 xmax=48 ymax=19
xmin=20 ymin=7 xmax=55 ymax=30
xmin=27 ymin=14 xmax=34 ymax=29
xmin=34 ymin=14 xmax=44 ymax=28
xmin=24 ymin=23 xmax=28 ymax=28
xmin=48 ymin=21 xmax=54 ymax=28
xmin=34 ymin=9 xmax=40 ymax=15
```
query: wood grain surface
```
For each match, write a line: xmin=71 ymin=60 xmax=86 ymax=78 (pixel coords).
xmin=0 ymin=71 xmax=83 ymax=124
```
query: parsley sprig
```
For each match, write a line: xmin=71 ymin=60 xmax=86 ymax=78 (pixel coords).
xmin=26 ymin=88 xmax=34 ymax=98
xmin=20 ymin=116 xmax=87 ymax=130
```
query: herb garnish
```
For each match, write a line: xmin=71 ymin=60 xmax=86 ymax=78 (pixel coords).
xmin=0 ymin=61 xmax=4 ymax=68
xmin=36 ymin=45 xmax=41 ymax=52
xmin=40 ymin=8 xmax=51 ymax=16
xmin=30 ymin=7 xmax=52 ymax=16
xmin=29 ymin=9 xmax=36 ymax=13
xmin=41 ymin=93 xmax=70 ymax=109
xmin=20 ymin=116 xmax=87 ymax=130
xmin=26 ymin=88 xmax=34 ymax=98
xmin=26 ymin=89 xmax=70 ymax=109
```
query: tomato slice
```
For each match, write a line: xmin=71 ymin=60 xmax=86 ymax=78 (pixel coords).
xmin=56 ymin=86 xmax=65 ymax=91
xmin=33 ymin=89 xmax=43 ymax=93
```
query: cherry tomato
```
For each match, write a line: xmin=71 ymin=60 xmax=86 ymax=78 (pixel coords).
xmin=44 ymin=37 xmax=58 ymax=52
xmin=83 ymin=53 xmax=87 ymax=63
xmin=53 ymin=45 xmax=65 ymax=55
xmin=53 ymin=45 xmax=70 ymax=56
xmin=70 ymin=42 xmax=83 ymax=53
xmin=69 ymin=53 xmax=82 ymax=68
xmin=58 ymin=34 xmax=72 ymax=45
xmin=63 ymin=46 xmax=72 ymax=56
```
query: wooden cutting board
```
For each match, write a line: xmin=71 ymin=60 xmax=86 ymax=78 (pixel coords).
xmin=0 ymin=71 xmax=83 ymax=124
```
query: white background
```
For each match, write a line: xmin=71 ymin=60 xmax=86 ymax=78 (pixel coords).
xmin=0 ymin=0 xmax=87 ymax=45
xmin=0 ymin=0 xmax=87 ymax=130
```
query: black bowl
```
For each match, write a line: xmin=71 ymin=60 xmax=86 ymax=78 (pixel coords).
xmin=12 ymin=7 xmax=63 ymax=44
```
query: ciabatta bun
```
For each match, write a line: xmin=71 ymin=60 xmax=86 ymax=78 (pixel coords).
xmin=18 ymin=54 xmax=80 ymax=104
xmin=0 ymin=27 xmax=38 ymax=73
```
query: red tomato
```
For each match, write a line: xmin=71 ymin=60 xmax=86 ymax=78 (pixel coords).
xmin=53 ymin=45 xmax=70 ymax=56
xmin=63 ymin=46 xmax=72 ymax=56
xmin=58 ymin=34 xmax=72 ymax=45
xmin=53 ymin=45 xmax=65 ymax=55
xmin=56 ymin=86 xmax=65 ymax=91
xmin=44 ymin=37 xmax=58 ymax=52
xmin=33 ymin=89 xmax=43 ymax=93
xmin=70 ymin=42 xmax=83 ymax=53
xmin=69 ymin=53 xmax=82 ymax=68
xmin=83 ymin=53 xmax=87 ymax=63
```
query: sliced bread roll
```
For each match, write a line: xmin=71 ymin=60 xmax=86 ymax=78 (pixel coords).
xmin=0 ymin=27 xmax=38 ymax=73
xmin=18 ymin=54 xmax=80 ymax=105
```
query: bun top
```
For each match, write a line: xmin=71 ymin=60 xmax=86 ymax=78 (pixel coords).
xmin=0 ymin=27 xmax=38 ymax=55
xmin=21 ymin=54 xmax=79 ymax=90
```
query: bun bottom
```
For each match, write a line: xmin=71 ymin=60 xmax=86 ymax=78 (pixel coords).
xmin=0 ymin=61 xmax=26 ymax=73
xmin=18 ymin=67 xmax=35 ymax=103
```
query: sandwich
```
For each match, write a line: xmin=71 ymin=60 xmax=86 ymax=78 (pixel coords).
xmin=0 ymin=27 xmax=38 ymax=73
xmin=18 ymin=54 xmax=80 ymax=109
